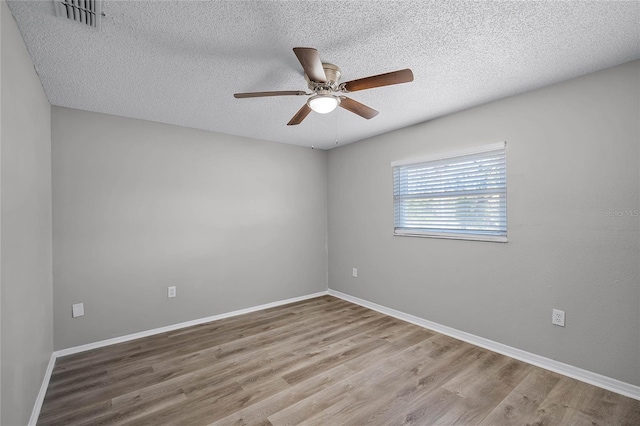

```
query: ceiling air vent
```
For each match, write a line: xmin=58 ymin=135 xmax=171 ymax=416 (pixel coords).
xmin=54 ymin=0 xmax=102 ymax=30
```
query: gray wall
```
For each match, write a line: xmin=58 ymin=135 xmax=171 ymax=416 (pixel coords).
xmin=52 ymin=107 xmax=328 ymax=350
xmin=1 ymin=3 xmax=3 ymax=421
xmin=328 ymin=60 xmax=640 ymax=386
xmin=1 ymin=1 xmax=53 ymax=424
xmin=1 ymin=3 xmax=3 ymax=422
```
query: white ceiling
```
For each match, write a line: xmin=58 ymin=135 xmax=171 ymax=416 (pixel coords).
xmin=7 ymin=1 xmax=640 ymax=150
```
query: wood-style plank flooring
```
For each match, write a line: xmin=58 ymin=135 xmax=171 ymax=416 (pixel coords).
xmin=38 ymin=296 xmax=640 ymax=425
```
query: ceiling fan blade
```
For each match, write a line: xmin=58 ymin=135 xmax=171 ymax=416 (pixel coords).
xmin=234 ymin=91 xmax=308 ymax=98
xmin=339 ymin=97 xmax=379 ymax=119
xmin=293 ymin=47 xmax=327 ymax=83
xmin=287 ymin=104 xmax=312 ymax=126
xmin=342 ymin=69 xmax=414 ymax=92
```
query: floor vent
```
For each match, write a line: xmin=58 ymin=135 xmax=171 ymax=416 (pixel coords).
xmin=54 ymin=0 xmax=102 ymax=30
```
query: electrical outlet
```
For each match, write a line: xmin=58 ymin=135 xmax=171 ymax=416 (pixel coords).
xmin=168 ymin=286 xmax=177 ymax=298
xmin=352 ymin=268 xmax=358 ymax=278
xmin=72 ymin=303 xmax=84 ymax=318
xmin=552 ymin=309 xmax=565 ymax=327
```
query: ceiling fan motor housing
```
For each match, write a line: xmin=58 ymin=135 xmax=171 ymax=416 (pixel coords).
xmin=306 ymin=63 xmax=342 ymax=91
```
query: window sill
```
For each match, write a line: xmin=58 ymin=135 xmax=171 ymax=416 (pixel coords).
xmin=393 ymin=230 xmax=508 ymax=243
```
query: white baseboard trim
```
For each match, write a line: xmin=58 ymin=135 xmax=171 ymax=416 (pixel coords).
xmin=29 ymin=290 xmax=328 ymax=424
xmin=54 ymin=291 xmax=328 ymax=358
xmin=29 ymin=286 xmax=638 ymax=423
xmin=328 ymin=289 xmax=640 ymax=401
xmin=28 ymin=353 xmax=56 ymax=426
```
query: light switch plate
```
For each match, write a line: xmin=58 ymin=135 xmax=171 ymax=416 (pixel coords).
xmin=72 ymin=303 xmax=84 ymax=318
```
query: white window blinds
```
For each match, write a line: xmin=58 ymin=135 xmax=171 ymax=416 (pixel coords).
xmin=392 ymin=142 xmax=507 ymax=242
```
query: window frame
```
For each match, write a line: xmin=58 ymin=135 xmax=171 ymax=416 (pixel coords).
xmin=391 ymin=142 xmax=507 ymax=243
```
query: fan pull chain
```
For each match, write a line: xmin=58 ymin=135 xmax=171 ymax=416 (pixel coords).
xmin=335 ymin=110 xmax=339 ymax=145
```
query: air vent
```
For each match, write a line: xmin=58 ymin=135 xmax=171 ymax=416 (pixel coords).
xmin=54 ymin=0 xmax=102 ymax=30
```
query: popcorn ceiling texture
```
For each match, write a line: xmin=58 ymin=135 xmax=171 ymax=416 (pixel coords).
xmin=7 ymin=1 xmax=640 ymax=149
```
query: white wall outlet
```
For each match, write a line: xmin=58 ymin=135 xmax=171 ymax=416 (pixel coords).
xmin=168 ymin=286 xmax=177 ymax=298
xmin=552 ymin=309 xmax=565 ymax=327
xmin=72 ymin=303 xmax=84 ymax=318
xmin=352 ymin=268 xmax=358 ymax=278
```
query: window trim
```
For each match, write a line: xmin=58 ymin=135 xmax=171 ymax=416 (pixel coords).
xmin=391 ymin=142 xmax=507 ymax=243
xmin=390 ymin=142 xmax=506 ymax=167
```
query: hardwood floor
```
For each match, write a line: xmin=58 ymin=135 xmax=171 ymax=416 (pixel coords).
xmin=38 ymin=296 xmax=640 ymax=425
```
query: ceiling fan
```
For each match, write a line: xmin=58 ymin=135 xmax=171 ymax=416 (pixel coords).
xmin=234 ymin=47 xmax=414 ymax=126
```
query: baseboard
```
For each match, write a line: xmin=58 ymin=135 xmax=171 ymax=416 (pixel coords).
xmin=30 ymin=290 xmax=328 ymax=424
xmin=54 ymin=291 xmax=328 ymax=357
xmin=28 ymin=353 xmax=56 ymax=426
xmin=29 ymin=286 xmax=637 ymax=424
xmin=328 ymin=289 xmax=640 ymax=401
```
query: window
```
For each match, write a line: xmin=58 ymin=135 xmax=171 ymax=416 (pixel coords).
xmin=392 ymin=142 xmax=507 ymax=242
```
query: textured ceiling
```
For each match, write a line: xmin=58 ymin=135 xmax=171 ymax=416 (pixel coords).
xmin=7 ymin=1 xmax=640 ymax=149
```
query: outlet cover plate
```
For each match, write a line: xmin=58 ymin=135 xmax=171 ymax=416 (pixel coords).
xmin=168 ymin=286 xmax=177 ymax=298
xmin=552 ymin=309 xmax=565 ymax=327
xmin=352 ymin=268 xmax=358 ymax=278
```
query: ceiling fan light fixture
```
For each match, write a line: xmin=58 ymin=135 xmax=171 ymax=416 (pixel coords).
xmin=307 ymin=93 xmax=340 ymax=114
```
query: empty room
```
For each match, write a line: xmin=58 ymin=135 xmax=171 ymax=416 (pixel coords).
xmin=1 ymin=0 xmax=639 ymax=425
